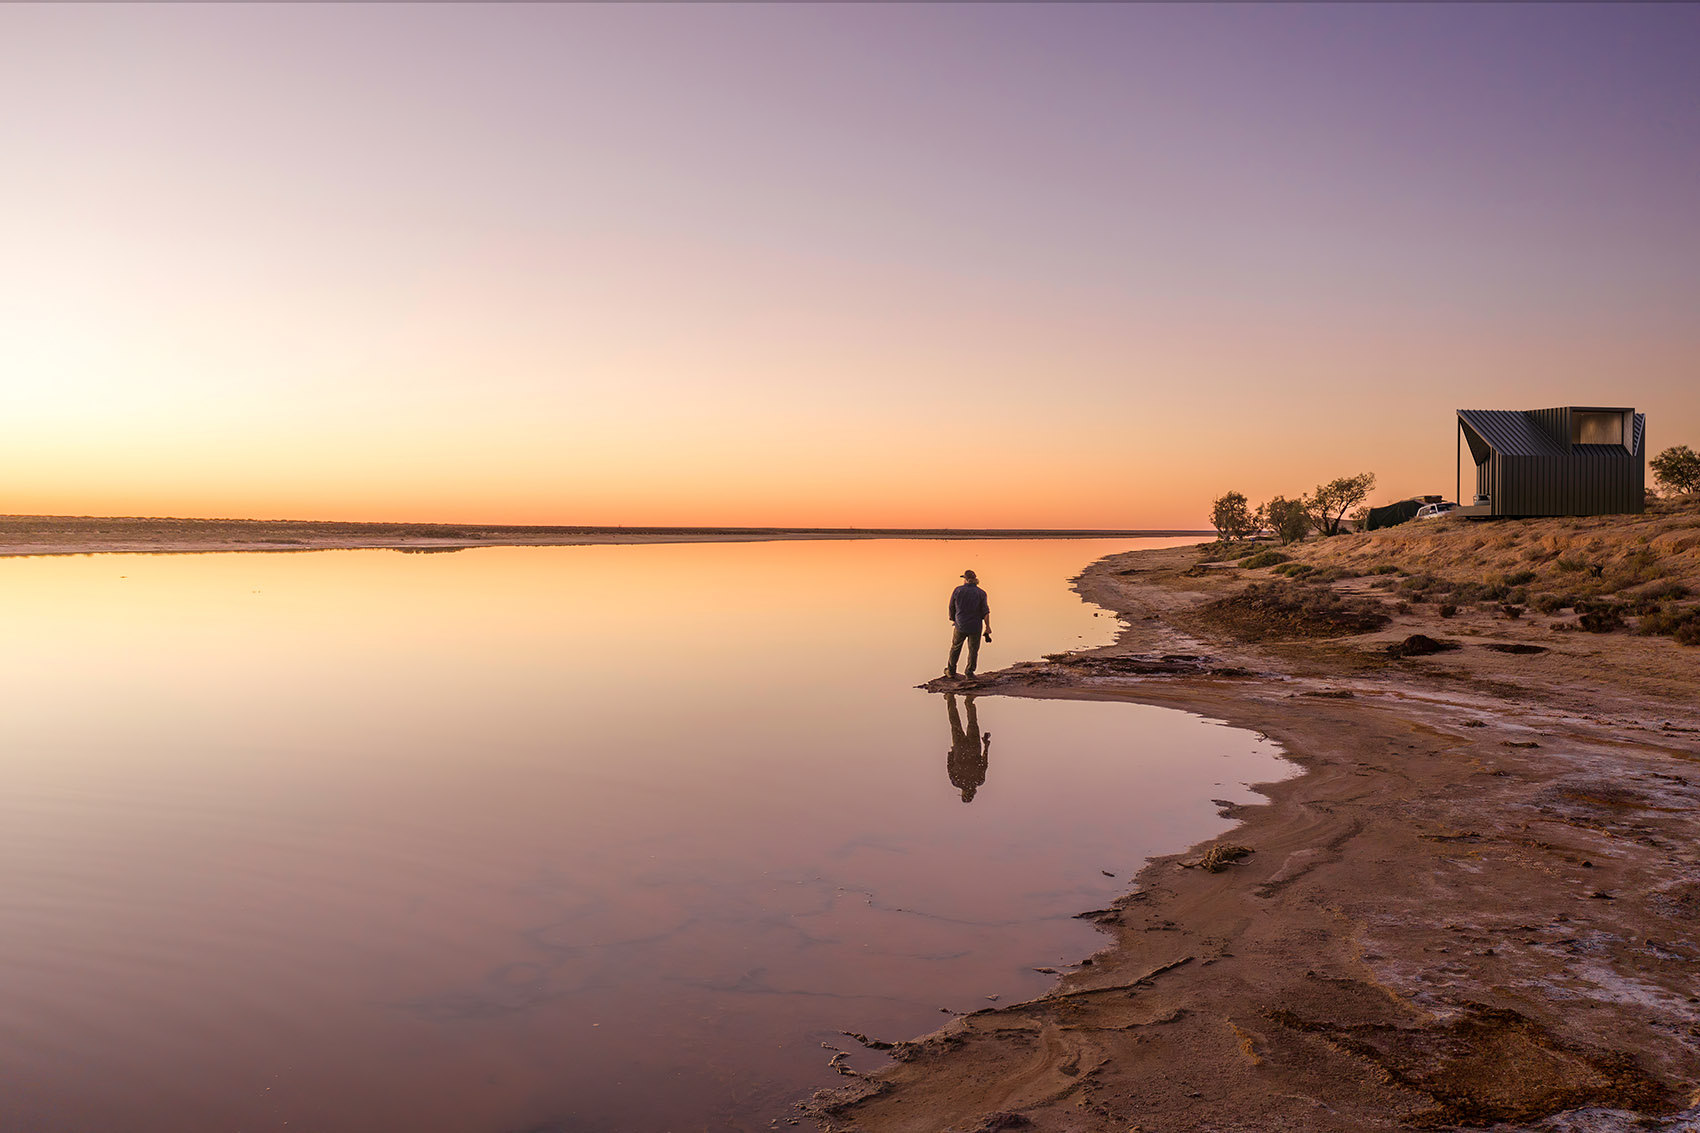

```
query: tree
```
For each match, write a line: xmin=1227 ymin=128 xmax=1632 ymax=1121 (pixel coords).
xmin=1257 ymin=495 xmax=1311 ymax=544
xmin=1651 ymin=445 xmax=1700 ymax=495
xmin=1303 ymin=472 xmax=1377 ymax=537
xmin=1210 ymin=491 xmax=1255 ymax=540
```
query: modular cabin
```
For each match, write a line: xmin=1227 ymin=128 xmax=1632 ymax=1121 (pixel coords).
xmin=1456 ymin=407 xmax=1646 ymax=518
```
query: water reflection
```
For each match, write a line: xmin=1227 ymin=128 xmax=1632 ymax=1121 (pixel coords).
xmin=945 ymin=693 xmax=992 ymax=803
xmin=0 ymin=538 xmax=1287 ymax=1132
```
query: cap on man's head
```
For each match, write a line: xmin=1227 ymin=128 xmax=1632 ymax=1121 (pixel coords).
xmin=961 ymin=569 xmax=977 ymax=581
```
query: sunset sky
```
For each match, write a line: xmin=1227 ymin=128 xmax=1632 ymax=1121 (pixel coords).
xmin=3 ymin=4 xmax=1697 ymax=528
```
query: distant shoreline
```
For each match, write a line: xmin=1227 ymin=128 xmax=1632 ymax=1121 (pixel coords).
xmin=0 ymin=515 xmax=1209 ymax=558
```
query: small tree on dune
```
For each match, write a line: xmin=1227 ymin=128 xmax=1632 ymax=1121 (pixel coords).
xmin=1258 ymin=495 xmax=1311 ymax=544
xmin=1303 ymin=472 xmax=1377 ymax=537
xmin=1651 ymin=445 xmax=1700 ymax=495
xmin=1210 ymin=491 xmax=1255 ymax=540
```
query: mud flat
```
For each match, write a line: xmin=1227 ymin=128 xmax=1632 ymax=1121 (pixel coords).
xmin=807 ymin=520 xmax=1700 ymax=1132
xmin=0 ymin=515 xmax=1204 ymax=557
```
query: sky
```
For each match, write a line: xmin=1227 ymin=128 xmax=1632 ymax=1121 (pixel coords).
xmin=2 ymin=3 xmax=1697 ymax=529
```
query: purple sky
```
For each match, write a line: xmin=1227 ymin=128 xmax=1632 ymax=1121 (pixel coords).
xmin=2 ymin=4 xmax=1696 ymax=524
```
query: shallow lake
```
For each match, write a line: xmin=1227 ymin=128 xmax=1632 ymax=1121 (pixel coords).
xmin=0 ymin=538 xmax=1289 ymax=1131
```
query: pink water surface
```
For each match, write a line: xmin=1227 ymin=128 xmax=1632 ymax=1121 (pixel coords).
xmin=0 ymin=538 xmax=1287 ymax=1131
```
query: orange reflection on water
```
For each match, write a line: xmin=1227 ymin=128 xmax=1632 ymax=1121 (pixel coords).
xmin=0 ymin=538 xmax=1285 ymax=1131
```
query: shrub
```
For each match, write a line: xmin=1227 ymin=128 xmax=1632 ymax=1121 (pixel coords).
xmin=1636 ymin=580 xmax=1691 ymax=603
xmin=1504 ymin=570 xmax=1538 ymax=587
xmin=1576 ymin=602 xmax=1624 ymax=633
xmin=1501 ymin=604 xmax=1524 ymax=619
xmin=1257 ymin=496 xmax=1311 ymax=545
xmin=1651 ymin=444 xmax=1700 ymax=495
xmin=1239 ymin=550 xmax=1290 ymax=569
xmin=1638 ymin=604 xmax=1700 ymax=644
xmin=1609 ymin=548 xmax=1664 ymax=586
xmin=1197 ymin=581 xmax=1391 ymax=641
xmin=1438 ymin=604 xmax=1458 ymax=618
xmin=1399 ymin=573 xmax=1441 ymax=596
xmin=1555 ymin=557 xmax=1590 ymax=573
xmin=1197 ymin=540 xmax=1258 ymax=563
xmin=1211 ymin=491 xmax=1256 ymax=540
xmin=1272 ymin=562 xmax=1315 ymax=577
xmin=1367 ymin=564 xmax=1400 ymax=575
xmin=1302 ymin=473 xmax=1377 ymax=537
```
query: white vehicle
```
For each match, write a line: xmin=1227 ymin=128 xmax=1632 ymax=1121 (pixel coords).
xmin=1416 ymin=501 xmax=1459 ymax=520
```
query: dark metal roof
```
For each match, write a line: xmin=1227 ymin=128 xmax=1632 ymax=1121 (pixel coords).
xmin=1457 ymin=409 xmax=1567 ymax=456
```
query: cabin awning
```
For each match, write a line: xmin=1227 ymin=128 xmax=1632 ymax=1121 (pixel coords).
xmin=1457 ymin=409 xmax=1568 ymax=457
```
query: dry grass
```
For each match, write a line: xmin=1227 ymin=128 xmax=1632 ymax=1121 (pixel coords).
xmin=1253 ymin=497 xmax=1700 ymax=644
xmin=1193 ymin=580 xmax=1391 ymax=642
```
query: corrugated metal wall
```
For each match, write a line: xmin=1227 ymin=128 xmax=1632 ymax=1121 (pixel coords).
xmin=1490 ymin=450 xmax=1643 ymax=516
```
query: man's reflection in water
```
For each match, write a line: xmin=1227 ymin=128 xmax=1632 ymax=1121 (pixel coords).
xmin=945 ymin=693 xmax=991 ymax=803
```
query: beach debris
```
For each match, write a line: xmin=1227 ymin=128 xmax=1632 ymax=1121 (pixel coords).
xmin=839 ymin=1031 xmax=895 ymax=1051
xmin=1101 ymin=869 xmax=1116 ymax=877
xmin=1074 ymin=906 xmax=1122 ymax=925
xmin=1462 ymin=719 xmax=1487 ymax=727
xmin=1482 ymin=642 xmax=1548 ymax=654
xmin=1184 ymin=843 xmax=1253 ymax=872
xmin=1032 ymin=966 xmax=1060 ymax=974
xmin=985 ymin=994 xmax=999 ymax=1001
xmin=1300 ymin=689 xmax=1355 ymax=698
xmin=1133 ymin=955 xmax=1195 ymax=986
xmin=1386 ymin=633 xmax=1460 ymax=659
xmin=971 ymin=1114 xmax=1032 ymax=1131
xmin=1503 ymin=740 xmax=1542 ymax=748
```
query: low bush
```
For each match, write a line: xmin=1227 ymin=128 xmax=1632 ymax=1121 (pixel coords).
xmin=1399 ymin=573 xmax=1441 ymax=596
xmin=1504 ymin=570 xmax=1538 ymax=586
xmin=1197 ymin=540 xmax=1259 ymax=563
xmin=1638 ymin=604 xmax=1700 ymax=646
xmin=1272 ymin=562 xmax=1315 ymax=577
xmin=1197 ymin=581 xmax=1391 ymax=641
xmin=1576 ymin=601 xmax=1624 ymax=633
xmin=1635 ymin=579 xmax=1690 ymax=603
xmin=1238 ymin=550 xmax=1290 ymax=569
xmin=1438 ymin=604 xmax=1458 ymax=618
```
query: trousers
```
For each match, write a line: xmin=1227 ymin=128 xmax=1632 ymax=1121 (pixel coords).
xmin=948 ymin=626 xmax=982 ymax=675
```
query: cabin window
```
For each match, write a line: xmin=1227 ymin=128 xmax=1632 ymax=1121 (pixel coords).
xmin=1572 ymin=411 xmax=1624 ymax=446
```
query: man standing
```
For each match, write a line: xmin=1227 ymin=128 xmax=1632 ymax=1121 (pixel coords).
xmin=946 ymin=569 xmax=992 ymax=679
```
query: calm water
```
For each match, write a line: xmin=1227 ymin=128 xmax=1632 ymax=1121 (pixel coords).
xmin=0 ymin=538 xmax=1287 ymax=1131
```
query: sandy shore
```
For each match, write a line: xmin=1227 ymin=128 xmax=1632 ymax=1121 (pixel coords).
xmin=808 ymin=540 xmax=1700 ymax=1131
xmin=0 ymin=516 xmax=1205 ymax=557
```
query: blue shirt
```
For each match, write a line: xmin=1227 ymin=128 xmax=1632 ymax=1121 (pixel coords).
xmin=949 ymin=583 xmax=989 ymax=632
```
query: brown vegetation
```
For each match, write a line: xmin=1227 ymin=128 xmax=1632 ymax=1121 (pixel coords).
xmin=1241 ymin=495 xmax=1700 ymax=646
xmin=1193 ymin=580 xmax=1390 ymax=641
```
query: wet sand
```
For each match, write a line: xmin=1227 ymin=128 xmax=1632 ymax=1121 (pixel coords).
xmin=809 ymin=541 xmax=1700 ymax=1131
xmin=0 ymin=516 xmax=1205 ymax=557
